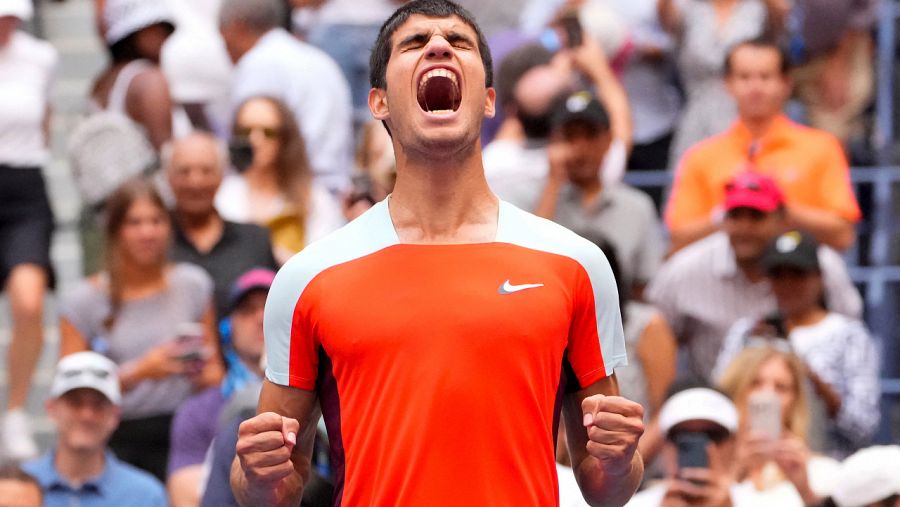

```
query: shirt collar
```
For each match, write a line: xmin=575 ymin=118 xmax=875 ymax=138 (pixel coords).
xmin=710 ymin=232 xmax=740 ymax=279
xmin=730 ymin=114 xmax=795 ymax=152
xmin=562 ymin=183 xmax=613 ymax=213
xmin=35 ymin=449 xmax=114 ymax=495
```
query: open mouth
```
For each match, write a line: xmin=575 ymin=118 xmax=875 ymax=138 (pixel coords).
xmin=417 ymin=68 xmax=461 ymax=114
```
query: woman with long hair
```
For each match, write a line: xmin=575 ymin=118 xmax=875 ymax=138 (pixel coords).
xmin=216 ymin=96 xmax=344 ymax=264
xmin=59 ymin=178 xmax=223 ymax=481
xmin=718 ymin=345 xmax=838 ymax=506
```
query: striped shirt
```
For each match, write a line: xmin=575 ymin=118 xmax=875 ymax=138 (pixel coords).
xmin=715 ymin=313 xmax=880 ymax=454
xmin=646 ymin=232 xmax=862 ymax=379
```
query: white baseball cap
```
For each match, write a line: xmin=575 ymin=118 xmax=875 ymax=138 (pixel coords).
xmin=658 ymin=388 xmax=739 ymax=435
xmin=104 ymin=0 xmax=175 ymax=45
xmin=0 ymin=0 xmax=33 ymax=21
xmin=831 ymin=446 xmax=900 ymax=507
xmin=50 ymin=352 xmax=121 ymax=405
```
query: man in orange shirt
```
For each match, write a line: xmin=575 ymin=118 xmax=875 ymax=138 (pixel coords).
xmin=665 ymin=37 xmax=860 ymax=252
xmin=229 ymin=1 xmax=645 ymax=506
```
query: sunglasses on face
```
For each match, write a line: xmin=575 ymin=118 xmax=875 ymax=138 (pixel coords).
xmin=234 ymin=125 xmax=281 ymax=140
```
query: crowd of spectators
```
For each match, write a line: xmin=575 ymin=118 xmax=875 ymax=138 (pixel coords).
xmin=0 ymin=0 xmax=893 ymax=505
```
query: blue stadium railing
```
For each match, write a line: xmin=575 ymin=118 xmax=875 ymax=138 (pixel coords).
xmin=875 ymin=0 xmax=899 ymax=166
xmin=624 ymin=167 xmax=900 ymax=444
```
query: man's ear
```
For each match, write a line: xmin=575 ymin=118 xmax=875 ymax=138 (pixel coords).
xmin=484 ymin=87 xmax=496 ymax=119
xmin=369 ymin=88 xmax=390 ymax=121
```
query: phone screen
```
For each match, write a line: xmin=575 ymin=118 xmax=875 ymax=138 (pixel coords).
xmin=675 ymin=432 xmax=710 ymax=470
xmin=748 ymin=391 xmax=782 ymax=440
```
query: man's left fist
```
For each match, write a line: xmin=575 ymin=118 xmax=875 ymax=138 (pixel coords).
xmin=582 ymin=394 xmax=645 ymax=476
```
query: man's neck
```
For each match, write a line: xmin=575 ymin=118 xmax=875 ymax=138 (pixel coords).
xmin=55 ymin=447 xmax=106 ymax=485
xmin=786 ymin=308 xmax=828 ymax=330
xmin=175 ymin=209 xmax=224 ymax=254
xmin=576 ymin=178 xmax=603 ymax=209
xmin=389 ymin=143 xmax=498 ymax=244
xmin=741 ymin=113 xmax=780 ymax=141
xmin=736 ymin=258 xmax=766 ymax=282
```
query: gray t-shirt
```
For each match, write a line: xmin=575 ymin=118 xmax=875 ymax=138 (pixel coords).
xmin=61 ymin=263 xmax=213 ymax=419
xmin=553 ymin=183 xmax=663 ymax=288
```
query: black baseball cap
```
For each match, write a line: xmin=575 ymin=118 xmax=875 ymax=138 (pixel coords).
xmin=761 ymin=231 xmax=820 ymax=274
xmin=550 ymin=90 xmax=610 ymax=133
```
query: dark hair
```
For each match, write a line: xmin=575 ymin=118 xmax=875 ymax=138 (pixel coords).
xmin=369 ymin=0 xmax=493 ymax=90
xmin=724 ymin=36 xmax=791 ymax=77
xmin=108 ymin=22 xmax=175 ymax=63
xmin=496 ymin=43 xmax=554 ymax=110
xmin=233 ymin=96 xmax=312 ymax=217
xmin=0 ymin=463 xmax=42 ymax=498
xmin=102 ymin=178 xmax=170 ymax=330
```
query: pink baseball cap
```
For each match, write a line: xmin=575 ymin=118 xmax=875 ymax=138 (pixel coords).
xmin=723 ymin=172 xmax=784 ymax=213
xmin=226 ymin=268 xmax=276 ymax=314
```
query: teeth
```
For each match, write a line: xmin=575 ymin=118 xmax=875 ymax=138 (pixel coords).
xmin=418 ymin=68 xmax=458 ymax=95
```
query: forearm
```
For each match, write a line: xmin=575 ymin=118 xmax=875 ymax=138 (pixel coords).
xmin=656 ymin=0 xmax=679 ymax=33
xmin=230 ymin=457 xmax=304 ymax=507
xmin=575 ymin=451 xmax=644 ymax=507
xmin=534 ymin=179 xmax=564 ymax=219
xmin=785 ymin=205 xmax=855 ymax=250
xmin=586 ymin=60 xmax=633 ymax=150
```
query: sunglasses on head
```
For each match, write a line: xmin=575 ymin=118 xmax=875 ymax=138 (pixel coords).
xmin=61 ymin=368 xmax=110 ymax=380
xmin=725 ymin=180 xmax=762 ymax=193
xmin=235 ymin=125 xmax=281 ymax=140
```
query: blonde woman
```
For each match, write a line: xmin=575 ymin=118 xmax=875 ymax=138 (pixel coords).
xmin=719 ymin=346 xmax=838 ymax=506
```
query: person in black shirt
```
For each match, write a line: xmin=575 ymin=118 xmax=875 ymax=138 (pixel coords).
xmin=165 ymin=132 xmax=277 ymax=317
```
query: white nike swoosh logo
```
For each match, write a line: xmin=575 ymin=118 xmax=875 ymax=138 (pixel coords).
xmin=498 ymin=280 xmax=544 ymax=295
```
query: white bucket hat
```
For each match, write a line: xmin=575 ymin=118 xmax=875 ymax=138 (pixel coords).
xmin=0 ymin=0 xmax=33 ymax=21
xmin=658 ymin=388 xmax=739 ymax=435
xmin=104 ymin=0 xmax=175 ymax=45
xmin=831 ymin=446 xmax=900 ymax=507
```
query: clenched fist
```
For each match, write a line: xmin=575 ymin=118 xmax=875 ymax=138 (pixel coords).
xmin=581 ymin=394 xmax=645 ymax=477
xmin=235 ymin=412 xmax=300 ymax=493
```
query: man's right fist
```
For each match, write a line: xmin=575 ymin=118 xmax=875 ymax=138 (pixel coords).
xmin=236 ymin=412 xmax=300 ymax=487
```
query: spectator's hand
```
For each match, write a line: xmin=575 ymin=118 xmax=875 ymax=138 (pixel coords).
xmin=664 ymin=467 xmax=734 ymax=507
xmin=547 ymin=139 xmax=571 ymax=185
xmin=734 ymin=431 xmax=774 ymax=477
xmin=563 ymin=32 xmax=613 ymax=84
xmin=235 ymin=412 xmax=300 ymax=495
xmin=581 ymin=395 xmax=644 ymax=478
xmin=133 ymin=341 xmax=187 ymax=380
xmin=772 ymin=436 xmax=819 ymax=504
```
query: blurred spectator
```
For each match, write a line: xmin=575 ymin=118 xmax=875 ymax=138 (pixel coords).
xmin=215 ymin=96 xmax=344 ymax=265
xmin=165 ymin=132 xmax=277 ymax=316
xmin=718 ymin=346 xmax=839 ymax=506
xmin=22 ymin=352 xmax=168 ymax=507
xmin=790 ymin=0 xmax=876 ymax=146
xmin=0 ymin=0 xmax=58 ymax=462
xmin=0 ymin=463 xmax=42 ymax=507
xmin=219 ymin=0 xmax=353 ymax=192
xmin=612 ymin=0 xmax=681 ymax=173
xmin=58 ymin=179 xmax=223 ymax=481
xmin=625 ymin=384 xmax=746 ymax=507
xmin=161 ymin=0 xmax=235 ymax=136
xmin=647 ymin=172 xmax=862 ymax=380
xmin=90 ymin=0 xmax=188 ymax=151
xmin=167 ymin=269 xmax=272 ymax=507
xmin=715 ymin=231 xmax=880 ymax=454
xmin=830 ymin=446 xmax=900 ymax=507
xmin=484 ymin=33 xmax=631 ymax=211
xmin=658 ymin=0 xmax=787 ymax=164
xmin=489 ymin=42 xmax=554 ymax=145
xmin=291 ymin=0 xmax=403 ymax=127
xmin=665 ymin=37 xmax=860 ymax=252
xmin=536 ymin=91 xmax=662 ymax=296
xmin=344 ymin=121 xmax=396 ymax=221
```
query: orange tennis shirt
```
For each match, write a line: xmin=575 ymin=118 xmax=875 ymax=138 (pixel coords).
xmin=665 ymin=115 xmax=861 ymax=229
xmin=264 ymin=199 xmax=627 ymax=506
